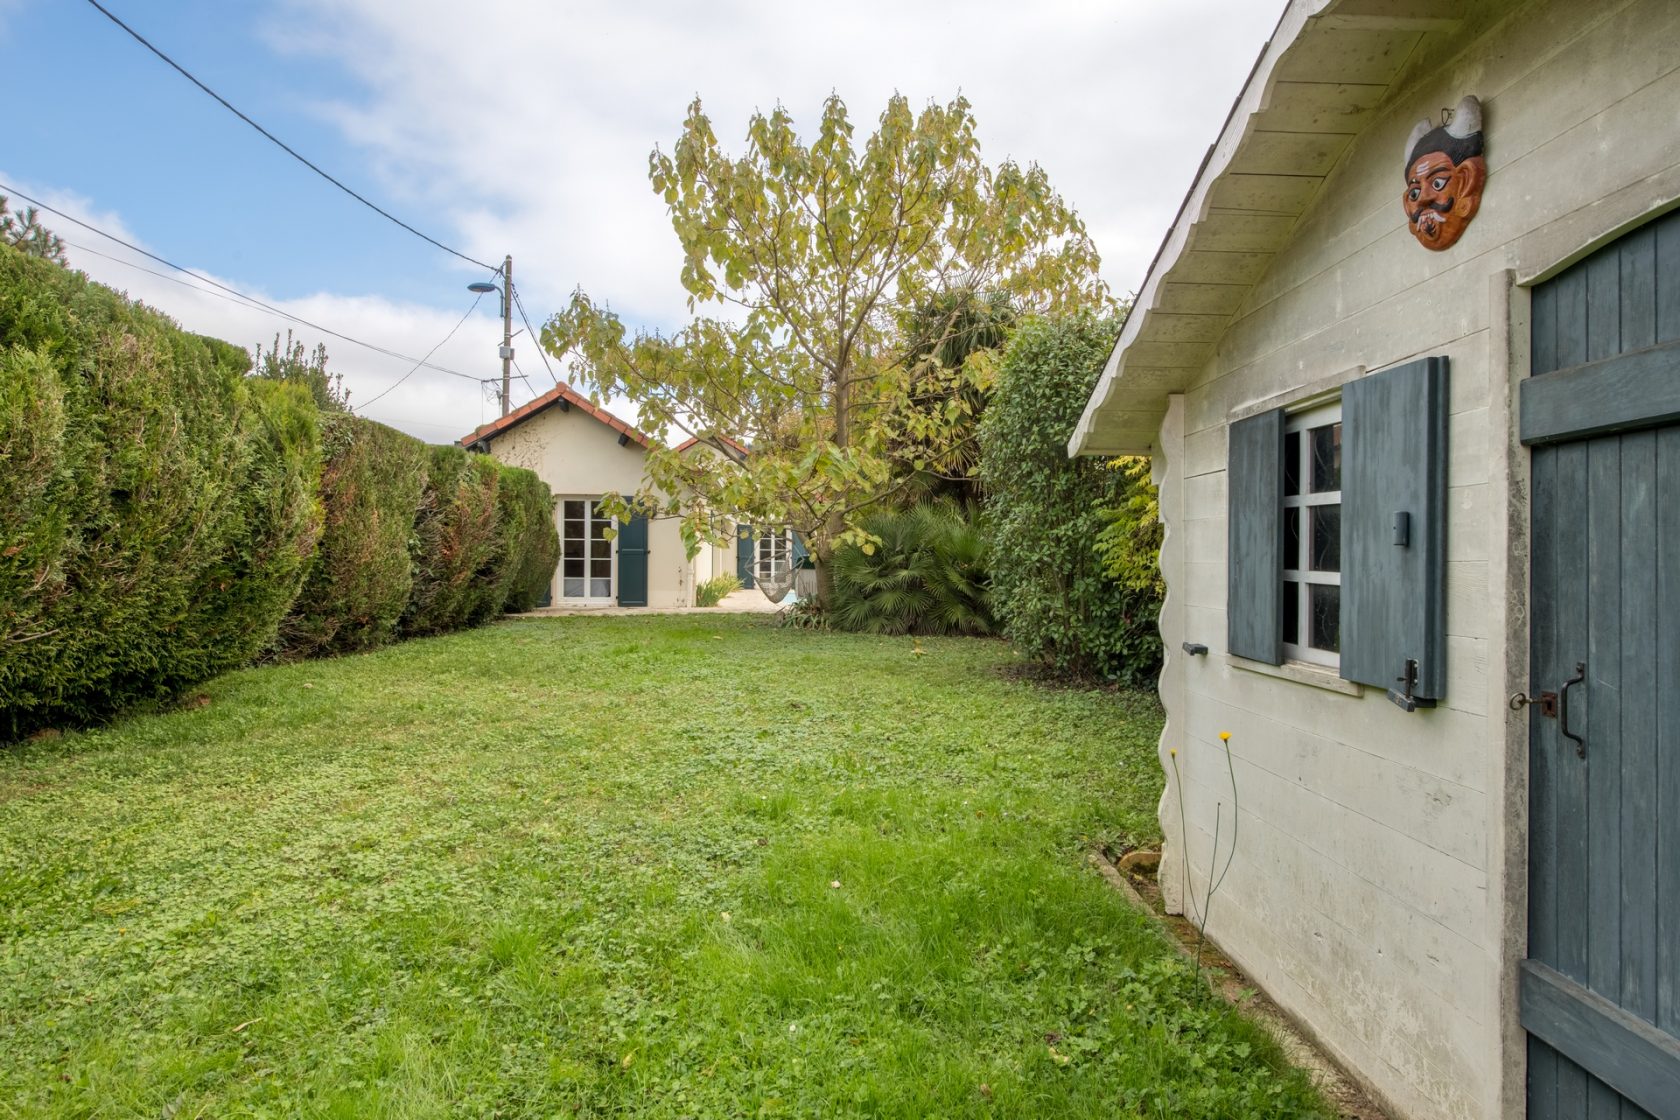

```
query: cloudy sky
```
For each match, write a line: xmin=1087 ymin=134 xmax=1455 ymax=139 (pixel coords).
xmin=2 ymin=0 xmax=1282 ymax=442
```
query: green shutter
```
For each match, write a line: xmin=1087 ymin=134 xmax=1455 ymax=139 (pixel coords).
xmin=1228 ymin=408 xmax=1285 ymax=664
xmin=1340 ymin=356 xmax=1449 ymax=700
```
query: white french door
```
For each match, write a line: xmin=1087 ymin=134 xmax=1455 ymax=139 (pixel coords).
xmin=559 ymin=498 xmax=614 ymax=602
xmin=754 ymin=528 xmax=792 ymax=587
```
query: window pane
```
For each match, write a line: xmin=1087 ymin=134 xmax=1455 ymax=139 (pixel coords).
xmin=1310 ymin=423 xmax=1342 ymax=493
xmin=590 ymin=577 xmax=611 ymax=598
xmin=563 ymin=500 xmax=584 ymax=521
xmin=1310 ymin=505 xmax=1341 ymax=572
xmin=1282 ymin=580 xmax=1299 ymax=645
xmin=563 ymin=538 xmax=583 ymax=560
xmin=1283 ymin=431 xmax=1301 ymax=497
xmin=563 ymin=576 xmax=584 ymax=597
xmin=590 ymin=516 xmax=609 ymax=541
xmin=1284 ymin=507 xmax=1301 ymax=571
xmin=591 ymin=557 xmax=610 ymax=579
xmin=563 ymin=556 xmax=583 ymax=578
xmin=1309 ymin=584 xmax=1341 ymax=652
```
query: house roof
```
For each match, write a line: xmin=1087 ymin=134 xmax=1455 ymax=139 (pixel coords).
xmin=672 ymin=434 xmax=751 ymax=457
xmin=1069 ymin=0 xmax=1474 ymax=457
xmin=458 ymin=381 xmax=651 ymax=450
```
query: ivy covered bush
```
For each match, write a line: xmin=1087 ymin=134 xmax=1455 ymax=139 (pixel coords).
xmin=979 ymin=315 xmax=1162 ymax=682
xmin=829 ymin=503 xmax=994 ymax=636
xmin=0 ymin=246 xmax=560 ymax=736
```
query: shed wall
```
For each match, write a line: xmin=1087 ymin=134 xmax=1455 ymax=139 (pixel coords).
xmin=1158 ymin=3 xmax=1680 ymax=1118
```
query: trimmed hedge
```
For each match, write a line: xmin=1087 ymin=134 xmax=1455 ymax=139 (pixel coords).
xmin=979 ymin=314 xmax=1162 ymax=683
xmin=1 ymin=247 xmax=559 ymax=736
xmin=0 ymin=249 xmax=267 ymax=735
xmin=278 ymin=413 xmax=428 ymax=657
xmin=487 ymin=465 xmax=559 ymax=617
xmin=402 ymin=445 xmax=502 ymax=637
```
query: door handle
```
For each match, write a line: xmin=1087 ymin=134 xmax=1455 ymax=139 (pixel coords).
xmin=1560 ymin=661 xmax=1586 ymax=758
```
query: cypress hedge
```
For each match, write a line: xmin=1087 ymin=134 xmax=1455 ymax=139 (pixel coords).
xmin=277 ymin=413 xmax=428 ymax=658
xmin=491 ymin=466 xmax=560 ymax=615
xmin=1 ymin=248 xmax=559 ymax=736
xmin=402 ymin=444 xmax=502 ymax=636
xmin=1 ymin=248 xmax=257 ymax=734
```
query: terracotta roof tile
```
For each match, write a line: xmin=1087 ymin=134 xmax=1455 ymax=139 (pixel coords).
xmin=458 ymin=382 xmax=650 ymax=449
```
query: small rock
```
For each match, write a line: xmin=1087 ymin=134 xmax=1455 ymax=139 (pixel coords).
xmin=1118 ymin=849 xmax=1161 ymax=876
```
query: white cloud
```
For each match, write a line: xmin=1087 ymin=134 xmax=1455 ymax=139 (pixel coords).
xmin=16 ymin=2 xmax=1284 ymax=441
xmin=264 ymin=0 xmax=1284 ymax=322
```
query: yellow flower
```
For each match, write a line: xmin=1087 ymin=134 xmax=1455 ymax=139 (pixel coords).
xmin=1169 ymin=748 xmax=1177 ymax=758
xmin=1219 ymin=731 xmax=1231 ymax=742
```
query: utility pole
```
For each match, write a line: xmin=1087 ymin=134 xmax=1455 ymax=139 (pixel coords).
xmin=499 ymin=254 xmax=514 ymax=417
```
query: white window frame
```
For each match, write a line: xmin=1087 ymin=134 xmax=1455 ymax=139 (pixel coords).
xmin=754 ymin=527 xmax=793 ymax=587
xmin=1281 ymin=401 xmax=1342 ymax=668
xmin=557 ymin=496 xmax=616 ymax=603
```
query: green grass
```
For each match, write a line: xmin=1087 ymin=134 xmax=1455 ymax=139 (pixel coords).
xmin=0 ymin=616 xmax=1326 ymax=1118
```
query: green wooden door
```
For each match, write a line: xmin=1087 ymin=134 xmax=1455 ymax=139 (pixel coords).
xmin=1522 ymin=211 xmax=1680 ymax=1120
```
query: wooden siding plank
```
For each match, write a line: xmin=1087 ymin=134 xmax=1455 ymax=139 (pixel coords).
xmin=1557 ymin=265 xmax=1590 ymax=370
xmin=1534 ymin=280 xmax=1559 ymax=377
xmin=1519 ymin=340 xmax=1680 ymax=446
xmin=1585 ymin=439 xmax=1622 ymax=1016
xmin=1227 ymin=409 xmax=1284 ymax=664
xmin=1620 ymin=226 xmax=1659 ymax=353
xmin=1657 ymin=210 xmax=1680 ymax=345
xmin=1529 ymin=447 xmax=1559 ymax=966
xmin=1555 ymin=439 xmax=1591 ymax=991
xmin=1659 ymin=426 xmax=1680 ymax=1038
xmin=1521 ymin=960 xmax=1680 ymax=1119
xmin=1587 ymin=246 xmax=1624 ymax=363
xmin=1528 ymin=1035 xmax=1559 ymax=1120
xmin=1620 ymin=432 xmax=1660 ymax=1027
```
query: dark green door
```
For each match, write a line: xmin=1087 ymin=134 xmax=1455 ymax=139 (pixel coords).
xmin=616 ymin=513 xmax=648 ymax=608
xmin=1522 ymin=212 xmax=1680 ymax=1119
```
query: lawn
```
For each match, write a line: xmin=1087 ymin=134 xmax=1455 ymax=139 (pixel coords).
xmin=0 ymin=615 xmax=1326 ymax=1118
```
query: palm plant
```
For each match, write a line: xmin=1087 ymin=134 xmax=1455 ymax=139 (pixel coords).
xmin=829 ymin=504 xmax=994 ymax=636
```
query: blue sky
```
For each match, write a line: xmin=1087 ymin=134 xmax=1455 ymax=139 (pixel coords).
xmin=2 ymin=0 xmax=1283 ymax=440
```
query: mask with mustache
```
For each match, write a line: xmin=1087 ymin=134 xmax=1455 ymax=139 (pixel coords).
xmin=1402 ymin=96 xmax=1486 ymax=251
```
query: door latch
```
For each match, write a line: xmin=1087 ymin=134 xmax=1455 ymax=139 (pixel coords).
xmin=1387 ymin=658 xmax=1436 ymax=712
xmin=1511 ymin=691 xmax=1559 ymax=717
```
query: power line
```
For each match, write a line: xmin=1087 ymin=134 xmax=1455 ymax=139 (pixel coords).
xmin=510 ymin=282 xmax=561 ymax=386
xmin=358 ymin=293 xmax=486 ymax=410
xmin=81 ymin=0 xmax=498 ymax=274
xmin=6 ymin=182 xmax=486 ymax=382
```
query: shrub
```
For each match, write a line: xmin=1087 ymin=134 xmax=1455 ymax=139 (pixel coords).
xmin=829 ymin=503 xmax=994 ymax=637
xmin=279 ymin=413 xmax=428 ymax=657
xmin=0 ymin=247 xmax=313 ymax=734
xmin=403 ymin=445 xmax=502 ymax=636
xmin=491 ymin=466 xmax=559 ymax=615
xmin=170 ymin=377 xmax=324 ymax=678
xmin=979 ymin=315 xmax=1162 ymax=682
xmin=695 ymin=573 xmax=741 ymax=607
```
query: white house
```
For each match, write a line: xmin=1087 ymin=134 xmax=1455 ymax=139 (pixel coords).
xmin=1071 ymin=2 xmax=1679 ymax=1118
xmin=460 ymin=384 xmax=699 ymax=608
xmin=461 ymin=390 xmax=800 ymax=607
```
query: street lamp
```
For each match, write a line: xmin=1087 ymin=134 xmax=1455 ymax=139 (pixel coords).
xmin=468 ymin=258 xmax=514 ymax=416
